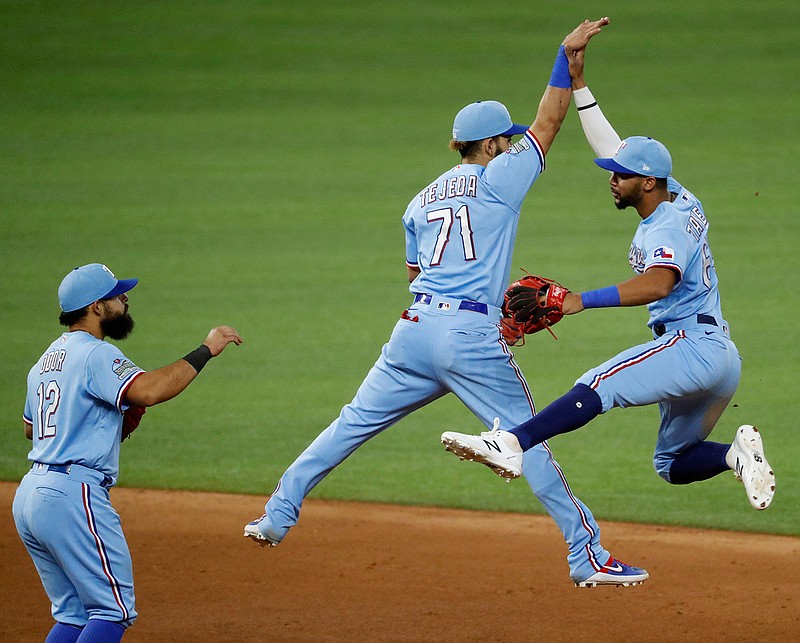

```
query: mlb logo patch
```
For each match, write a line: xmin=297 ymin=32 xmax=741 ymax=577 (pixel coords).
xmin=653 ymin=246 xmax=674 ymax=260
xmin=437 ymin=302 xmax=451 ymax=311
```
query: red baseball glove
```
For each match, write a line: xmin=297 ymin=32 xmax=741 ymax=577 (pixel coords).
xmin=121 ymin=404 xmax=146 ymax=441
xmin=503 ymin=274 xmax=570 ymax=339
xmin=499 ymin=315 xmax=525 ymax=346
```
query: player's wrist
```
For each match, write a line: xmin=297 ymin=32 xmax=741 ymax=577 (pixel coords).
xmin=183 ymin=344 xmax=213 ymax=373
xmin=580 ymin=286 xmax=621 ymax=309
xmin=548 ymin=45 xmax=571 ymax=89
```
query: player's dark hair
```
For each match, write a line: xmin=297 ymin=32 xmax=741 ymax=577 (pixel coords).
xmin=655 ymin=177 xmax=668 ymax=189
xmin=59 ymin=306 xmax=89 ymax=327
xmin=449 ymin=135 xmax=502 ymax=159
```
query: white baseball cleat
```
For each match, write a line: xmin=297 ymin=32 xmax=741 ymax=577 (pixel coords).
xmin=441 ymin=418 xmax=523 ymax=481
xmin=243 ymin=515 xmax=279 ymax=547
xmin=728 ymin=424 xmax=776 ymax=510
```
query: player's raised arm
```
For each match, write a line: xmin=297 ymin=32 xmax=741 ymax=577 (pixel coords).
xmin=530 ymin=17 xmax=610 ymax=156
xmin=564 ymin=34 xmax=623 ymax=158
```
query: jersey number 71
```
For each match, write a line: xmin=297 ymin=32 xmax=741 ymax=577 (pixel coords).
xmin=427 ymin=205 xmax=476 ymax=265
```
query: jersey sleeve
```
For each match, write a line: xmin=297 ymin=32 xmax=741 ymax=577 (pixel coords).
xmin=481 ymin=130 xmax=545 ymax=211
xmin=642 ymin=224 xmax=688 ymax=282
xmin=23 ymin=365 xmax=35 ymax=424
xmin=402 ymin=203 xmax=419 ymax=268
xmin=85 ymin=342 xmax=144 ymax=412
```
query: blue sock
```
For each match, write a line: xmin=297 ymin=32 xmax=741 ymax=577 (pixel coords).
xmin=668 ymin=441 xmax=730 ymax=484
xmin=509 ymin=384 xmax=602 ymax=451
xmin=46 ymin=623 xmax=82 ymax=643
xmin=76 ymin=620 xmax=125 ymax=643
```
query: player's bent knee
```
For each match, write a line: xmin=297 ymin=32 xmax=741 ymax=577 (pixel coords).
xmin=652 ymin=457 xmax=674 ymax=484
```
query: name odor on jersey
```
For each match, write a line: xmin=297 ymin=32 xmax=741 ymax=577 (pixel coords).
xmin=40 ymin=349 xmax=67 ymax=374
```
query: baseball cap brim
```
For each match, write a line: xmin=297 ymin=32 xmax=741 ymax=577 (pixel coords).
xmin=502 ymin=123 xmax=529 ymax=137
xmin=594 ymin=157 xmax=643 ymax=175
xmin=102 ymin=278 xmax=138 ymax=300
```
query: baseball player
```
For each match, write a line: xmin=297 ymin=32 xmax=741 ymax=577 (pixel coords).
xmin=441 ymin=58 xmax=776 ymax=517
xmin=245 ymin=18 xmax=649 ymax=588
xmin=13 ymin=263 xmax=241 ymax=643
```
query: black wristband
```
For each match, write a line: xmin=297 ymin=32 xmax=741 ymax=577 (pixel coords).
xmin=183 ymin=344 xmax=212 ymax=373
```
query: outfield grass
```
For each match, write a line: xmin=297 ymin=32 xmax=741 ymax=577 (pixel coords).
xmin=1 ymin=0 xmax=797 ymax=536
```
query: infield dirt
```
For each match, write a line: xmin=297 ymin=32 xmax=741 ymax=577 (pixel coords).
xmin=2 ymin=483 xmax=797 ymax=642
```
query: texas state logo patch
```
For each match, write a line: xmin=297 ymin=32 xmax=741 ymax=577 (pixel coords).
xmin=652 ymin=246 xmax=675 ymax=260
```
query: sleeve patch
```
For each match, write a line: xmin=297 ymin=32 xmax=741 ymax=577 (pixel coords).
xmin=112 ymin=358 xmax=139 ymax=380
xmin=652 ymin=246 xmax=675 ymax=260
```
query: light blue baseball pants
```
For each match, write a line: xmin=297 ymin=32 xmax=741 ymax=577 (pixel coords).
xmin=577 ymin=323 xmax=742 ymax=481
xmin=13 ymin=463 xmax=137 ymax=629
xmin=262 ymin=294 xmax=613 ymax=581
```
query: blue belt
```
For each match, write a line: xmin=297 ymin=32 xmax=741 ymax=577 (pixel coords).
xmin=32 ymin=462 xmax=113 ymax=489
xmin=413 ymin=293 xmax=488 ymax=315
xmin=653 ymin=314 xmax=717 ymax=337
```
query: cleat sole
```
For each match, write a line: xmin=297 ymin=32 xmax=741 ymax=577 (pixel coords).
xmin=441 ymin=436 xmax=521 ymax=480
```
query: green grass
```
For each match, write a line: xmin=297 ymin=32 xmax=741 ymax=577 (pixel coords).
xmin=1 ymin=0 xmax=798 ymax=536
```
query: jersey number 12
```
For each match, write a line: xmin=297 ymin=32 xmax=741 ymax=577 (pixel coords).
xmin=36 ymin=380 xmax=61 ymax=439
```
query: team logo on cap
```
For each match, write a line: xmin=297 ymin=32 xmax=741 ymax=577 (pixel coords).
xmin=101 ymin=264 xmax=115 ymax=278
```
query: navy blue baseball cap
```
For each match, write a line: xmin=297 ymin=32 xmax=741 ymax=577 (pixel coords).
xmin=595 ymin=136 xmax=672 ymax=178
xmin=452 ymin=100 xmax=528 ymax=142
xmin=58 ymin=263 xmax=138 ymax=312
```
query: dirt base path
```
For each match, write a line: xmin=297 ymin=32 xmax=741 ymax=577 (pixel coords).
xmin=2 ymin=483 xmax=798 ymax=642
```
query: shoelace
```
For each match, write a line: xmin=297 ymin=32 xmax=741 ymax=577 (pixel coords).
xmin=480 ymin=417 xmax=503 ymax=437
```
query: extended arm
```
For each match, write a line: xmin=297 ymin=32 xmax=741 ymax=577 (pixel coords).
xmin=531 ymin=17 xmax=610 ymax=155
xmin=124 ymin=325 xmax=242 ymax=406
xmin=561 ymin=267 xmax=678 ymax=314
xmin=567 ymin=46 xmax=621 ymax=157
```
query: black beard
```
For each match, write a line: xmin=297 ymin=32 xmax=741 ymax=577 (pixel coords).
xmin=614 ymin=195 xmax=634 ymax=210
xmin=101 ymin=312 xmax=135 ymax=340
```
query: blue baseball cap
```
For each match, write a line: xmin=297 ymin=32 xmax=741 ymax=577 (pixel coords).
xmin=58 ymin=263 xmax=138 ymax=312
xmin=452 ymin=100 xmax=528 ymax=142
xmin=594 ymin=136 xmax=672 ymax=178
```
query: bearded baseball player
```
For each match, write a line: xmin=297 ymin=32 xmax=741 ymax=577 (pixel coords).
xmin=245 ymin=18 xmax=649 ymax=588
xmin=441 ymin=52 xmax=776 ymax=524
xmin=13 ymin=264 xmax=241 ymax=643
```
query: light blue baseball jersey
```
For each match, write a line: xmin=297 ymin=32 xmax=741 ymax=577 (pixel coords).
xmin=578 ymin=176 xmax=740 ymax=482
xmin=259 ymin=127 xmax=622 ymax=583
xmin=23 ymin=330 xmax=144 ymax=484
xmin=629 ymin=176 xmax=723 ymax=328
xmin=403 ymin=131 xmax=545 ymax=307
